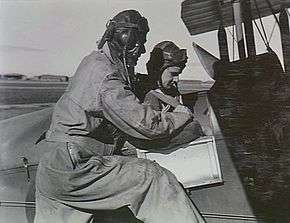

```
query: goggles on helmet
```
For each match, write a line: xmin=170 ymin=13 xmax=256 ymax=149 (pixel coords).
xmin=110 ymin=20 xmax=148 ymax=48
xmin=162 ymin=49 xmax=187 ymax=64
xmin=107 ymin=17 xmax=149 ymax=33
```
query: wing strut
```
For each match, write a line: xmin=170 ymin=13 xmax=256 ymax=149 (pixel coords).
xmin=279 ymin=7 xmax=290 ymax=75
xmin=217 ymin=0 xmax=230 ymax=62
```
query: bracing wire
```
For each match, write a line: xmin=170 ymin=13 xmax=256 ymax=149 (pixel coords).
xmin=264 ymin=0 xmax=280 ymax=28
xmin=253 ymin=19 xmax=268 ymax=46
xmin=253 ymin=0 xmax=270 ymax=49
xmin=229 ymin=1 xmax=237 ymax=61
xmin=232 ymin=25 xmax=235 ymax=61
xmin=225 ymin=27 xmax=238 ymax=43
xmin=269 ymin=20 xmax=277 ymax=43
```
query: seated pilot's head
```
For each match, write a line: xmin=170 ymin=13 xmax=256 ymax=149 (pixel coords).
xmin=98 ymin=10 xmax=149 ymax=67
xmin=146 ymin=41 xmax=187 ymax=96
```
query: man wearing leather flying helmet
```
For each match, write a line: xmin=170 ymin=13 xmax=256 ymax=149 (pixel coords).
xmin=146 ymin=41 xmax=188 ymax=97
xmin=98 ymin=10 xmax=149 ymax=83
xmin=136 ymin=41 xmax=204 ymax=150
xmin=34 ymin=10 xmax=204 ymax=223
xmin=133 ymin=41 xmax=188 ymax=100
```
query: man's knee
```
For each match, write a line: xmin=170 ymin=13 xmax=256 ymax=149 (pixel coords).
xmin=138 ymin=159 xmax=178 ymax=183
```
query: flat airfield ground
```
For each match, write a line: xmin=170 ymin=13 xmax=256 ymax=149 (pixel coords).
xmin=0 ymin=80 xmax=67 ymax=120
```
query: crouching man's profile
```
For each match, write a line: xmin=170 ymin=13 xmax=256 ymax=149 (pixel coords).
xmin=34 ymin=9 xmax=205 ymax=223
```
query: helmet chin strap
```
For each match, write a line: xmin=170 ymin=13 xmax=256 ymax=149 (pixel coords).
xmin=102 ymin=25 xmax=139 ymax=90
xmin=107 ymin=38 xmax=133 ymax=87
xmin=122 ymin=48 xmax=137 ymax=90
xmin=122 ymin=46 xmax=132 ymax=86
xmin=121 ymin=29 xmax=138 ymax=89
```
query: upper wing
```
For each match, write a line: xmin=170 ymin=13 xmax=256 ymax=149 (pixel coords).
xmin=181 ymin=0 xmax=285 ymax=35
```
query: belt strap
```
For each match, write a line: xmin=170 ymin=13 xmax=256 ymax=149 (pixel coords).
xmin=46 ymin=130 xmax=115 ymax=156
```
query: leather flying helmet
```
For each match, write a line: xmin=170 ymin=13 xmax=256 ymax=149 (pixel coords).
xmin=98 ymin=10 xmax=149 ymax=53
xmin=146 ymin=41 xmax=188 ymax=84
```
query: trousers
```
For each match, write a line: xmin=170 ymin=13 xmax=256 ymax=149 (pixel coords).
xmin=34 ymin=140 xmax=205 ymax=223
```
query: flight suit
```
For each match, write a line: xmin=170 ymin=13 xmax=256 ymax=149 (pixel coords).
xmin=34 ymin=42 xmax=205 ymax=223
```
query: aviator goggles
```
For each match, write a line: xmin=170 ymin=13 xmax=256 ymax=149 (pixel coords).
xmin=163 ymin=49 xmax=187 ymax=64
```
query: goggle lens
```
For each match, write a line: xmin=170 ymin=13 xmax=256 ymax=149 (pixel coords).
xmin=163 ymin=49 xmax=187 ymax=63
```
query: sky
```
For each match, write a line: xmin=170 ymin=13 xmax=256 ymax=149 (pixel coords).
xmin=0 ymin=0 xmax=286 ymax=81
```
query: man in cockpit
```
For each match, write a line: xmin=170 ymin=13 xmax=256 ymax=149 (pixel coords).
xmin=127 ymin=41 xmax=204 ymax=151
xmin=34 ymin=10 xmax=205 ymax=223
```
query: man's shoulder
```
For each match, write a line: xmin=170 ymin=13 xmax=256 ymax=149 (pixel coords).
xmin=83 ymin=50 xmax=113 ymax=66
xmin=68 ymin=50 xmax=118 ymax=90
xmin=77 ymin=50 xmax=117 ymax=75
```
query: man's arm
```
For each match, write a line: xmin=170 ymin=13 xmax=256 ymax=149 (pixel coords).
xmin=100 ymin=73 xmax=193 ymax=140
xmin=126 ymin=113 xmax=204 ymax=151
xmin=143 ymin=91 xmax=162 ymax=111
xmin=126 ymin=91 xmax=204 ymax=151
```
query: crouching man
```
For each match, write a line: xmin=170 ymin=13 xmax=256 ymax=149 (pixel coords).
xmin=34 ymin=10 xmax=205 ymax=223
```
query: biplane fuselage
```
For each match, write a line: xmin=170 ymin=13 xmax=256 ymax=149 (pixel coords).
xmin=1 ymin=0 xmax=290 ymax=222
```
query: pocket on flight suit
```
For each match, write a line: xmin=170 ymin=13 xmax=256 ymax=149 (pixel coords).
xmin=67 ymin=142 xmax=84 ymax=169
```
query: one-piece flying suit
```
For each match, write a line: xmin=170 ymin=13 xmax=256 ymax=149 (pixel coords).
xmin=34 ymin=43 xmax=205 ymax=223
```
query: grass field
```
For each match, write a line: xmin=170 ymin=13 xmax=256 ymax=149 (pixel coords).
xmin=0 ymin=80 xmax=66 ymax=105
xmin=0 ymin=80 xmax=66 ymax=120
xmin=0 ymin=105 xmax=52 ymax=121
